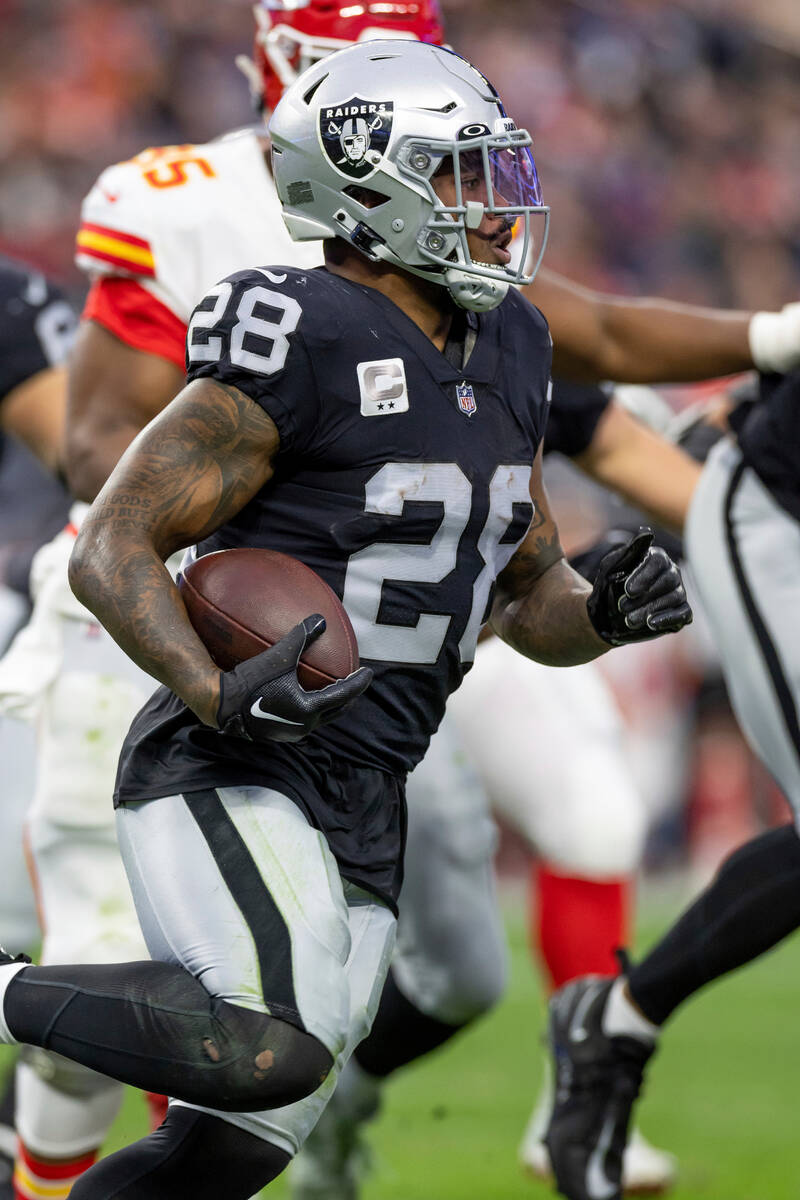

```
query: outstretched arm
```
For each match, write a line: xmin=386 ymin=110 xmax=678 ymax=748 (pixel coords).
xmin=574 ymin=399 xmax=701 ymax=532
xmin=526 ymin=267 xmax=793 ymax=384
xmin=69 ymin=377 xmax=279 ymax=725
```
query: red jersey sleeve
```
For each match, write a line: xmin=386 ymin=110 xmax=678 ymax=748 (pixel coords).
xmin=82 ymin=278 xmax=187 ymax=370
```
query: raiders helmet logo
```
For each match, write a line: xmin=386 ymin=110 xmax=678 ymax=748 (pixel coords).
xmin=319 ymin=98 xmax=394 ymax=180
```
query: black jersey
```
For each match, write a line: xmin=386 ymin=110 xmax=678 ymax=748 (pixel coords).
xmin=545 ymin=379 xmax=611 ymax=459
xmin=730 ymin=369 xmax=800 ymax=522
xmin=0 ymin=256 xmax=77 ymax=400
xmin=116 ymin=265 xmax=550 ymax=804
xmin=0 ymin=258 xmax=74 ymax=587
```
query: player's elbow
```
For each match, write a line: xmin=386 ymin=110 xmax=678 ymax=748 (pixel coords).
xmin=67 ymin=536 xmax=90 ymax=609
xmin=67 ymin=522 xmax=105 ymax=612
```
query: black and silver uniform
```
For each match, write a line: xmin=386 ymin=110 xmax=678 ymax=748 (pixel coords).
xmin=729 ymin=368 xmax=800 ymax=521
xmin=115 ymin=266 xmax=551 ymax=900
xmin=545 ymin=379 xmax=610 ymax=459
xmin=0 ymin=258 xmax=74 ymax=586
xmin=0 ymin=256 xmax=76 ymax=399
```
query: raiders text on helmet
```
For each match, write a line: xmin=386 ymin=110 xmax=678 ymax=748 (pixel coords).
xmin=269 ymin=40 xmax=549 ymax=311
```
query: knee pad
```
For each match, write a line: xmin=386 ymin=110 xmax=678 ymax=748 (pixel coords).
xmin=201 ymin=1004 xmax=334 ymax=1112
xmin=535 ymin=776 xmax=647 ymax=879
xmin=392 ymin=886 xmax=507 ymax=1026
xmin=16 ymin=1048 xmax=124 ymax=1158
xmin=393 ymin=943 xmax=506 ymax=1027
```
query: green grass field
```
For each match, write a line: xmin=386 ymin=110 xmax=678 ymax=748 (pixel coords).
xmin=97 ymin=896 xmax=800 ymax=1199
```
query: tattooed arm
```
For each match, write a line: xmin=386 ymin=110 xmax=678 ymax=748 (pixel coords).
xmin=489 ymin=444 xmax=608 ymax=666
xmin=69 ymin=377 xmax=280 ymax=726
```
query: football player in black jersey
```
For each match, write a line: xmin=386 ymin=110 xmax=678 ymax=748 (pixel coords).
xmin=0 ymin=256 xmax=74 ymax=631
xmin=0 ymin=254 xmax=74 ymax=941
xmin=0 ymin=256 xmax=75 ymax=475
xmin=0 ymin=43 xmax=693 ymax=1200
xmin=543 ymin=366 xmax=800 ymax=1200
xmin=0 ymin=257 xmax=74 ymax=1198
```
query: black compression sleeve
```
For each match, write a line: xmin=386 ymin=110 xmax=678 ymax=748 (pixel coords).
xmin=627 ymin=824 xmax=800 ymax=1025
xmin=69 ymin=1108 xmax=290 ymax=1200
xmin=354 ymin=967 xmax=464 ymax=1078
xmin=5 ymin=960 xmax=331 ymax=1111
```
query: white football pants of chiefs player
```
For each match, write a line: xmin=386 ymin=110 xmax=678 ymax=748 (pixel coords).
xmin=391 ymin=637 xmax=647 ymax=1028
xmin=0 ymin=519 xmax=155 ymax=1158
xmin=449 ymin=637 xmax=647 ymax=876
xmin=686 ymin=438 xmax=800 ymax=820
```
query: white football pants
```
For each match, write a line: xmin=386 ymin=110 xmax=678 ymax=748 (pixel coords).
xmin=118 ymin=787 xmax=396 ymax=1158
xmin=686 ymin=438 xmax=800 ymax=820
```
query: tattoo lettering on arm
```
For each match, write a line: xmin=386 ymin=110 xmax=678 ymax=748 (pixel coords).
xmin=70 ymin=378 xmax=280 ymax=724
xmin=494 ymin=504 xmax=563 ymax=600
xmin=489 ymin=446 xmax=608 ymax=666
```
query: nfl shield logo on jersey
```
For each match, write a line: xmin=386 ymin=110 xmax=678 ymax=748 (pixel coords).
xmin=319 ymin=98 xmax=394 ymax=180
xmin=456 ymin=380 xmax=477 ymax=417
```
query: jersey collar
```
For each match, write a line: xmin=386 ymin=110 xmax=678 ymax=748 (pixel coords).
xmin=337 ymin=275 xmax=501 ymax=386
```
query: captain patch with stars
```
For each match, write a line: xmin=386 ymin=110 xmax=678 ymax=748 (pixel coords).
xmin=319 ymin=98 xmax=394 ymax=179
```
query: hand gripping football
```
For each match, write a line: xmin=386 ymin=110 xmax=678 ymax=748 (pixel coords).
xmin=179 ymin=548 xmax=360 ymax=689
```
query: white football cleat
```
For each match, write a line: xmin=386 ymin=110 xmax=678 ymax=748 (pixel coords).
xmin=520 ymin=1059 xmax=678 ymax=1196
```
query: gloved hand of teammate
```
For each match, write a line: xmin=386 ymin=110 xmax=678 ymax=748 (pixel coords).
xmin=216 ymin=614 xmax=373 ymax=743
xmin=586 ymin=529 xmax=692 ymax=646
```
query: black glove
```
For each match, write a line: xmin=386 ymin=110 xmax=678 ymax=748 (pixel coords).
xmin=571 ymin=526 xmax=684 ymax=586
xmin=586 ymin=529 xmax=692 ymax=646
xmin=216 ymin=614 xmax=373 ymax=744
xmin=570 ymin=529 xmax=636 ymax=586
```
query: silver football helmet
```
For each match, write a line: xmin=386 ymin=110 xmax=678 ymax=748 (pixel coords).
xmin=269 ymin=40 xmax=549 ymax=311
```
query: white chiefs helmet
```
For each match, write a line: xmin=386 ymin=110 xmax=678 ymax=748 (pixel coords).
xmin=269 ymin=40 xmax=549 ymax=311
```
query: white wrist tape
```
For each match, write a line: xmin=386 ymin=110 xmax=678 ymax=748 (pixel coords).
xmin=748 ymin=302 xmax=800 ymax=374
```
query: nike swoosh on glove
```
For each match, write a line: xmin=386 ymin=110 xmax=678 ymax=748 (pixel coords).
xmin=586 ymin=529 xmax=693 ymax=646
xmin=216 ymin=614 xmax=373 ymax=744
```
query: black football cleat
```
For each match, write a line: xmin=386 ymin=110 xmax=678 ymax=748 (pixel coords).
xmin=545 ymin=977 xmax=655 ymax=1200
xmin=0 ymin=949 xmax=30 ymax=966
xmin=0 ymin=949 xmax=31 ymax=974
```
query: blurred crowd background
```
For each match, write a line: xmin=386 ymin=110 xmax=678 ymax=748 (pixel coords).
xmin=2 ymin=0 xmax=800 ymax=310
xmin=1 ymin=0 xmax=798 ymax=880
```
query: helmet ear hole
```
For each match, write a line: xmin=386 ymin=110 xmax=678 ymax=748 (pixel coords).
xmin=342 ymin=185 xmax=391 ymax=209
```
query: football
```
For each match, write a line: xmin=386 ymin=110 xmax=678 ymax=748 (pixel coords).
xmin=179 ymin=548 xmax=360 ymax=689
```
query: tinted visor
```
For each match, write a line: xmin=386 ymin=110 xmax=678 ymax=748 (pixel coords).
xmin=460 ymin=144 xmax=543 ymax=209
